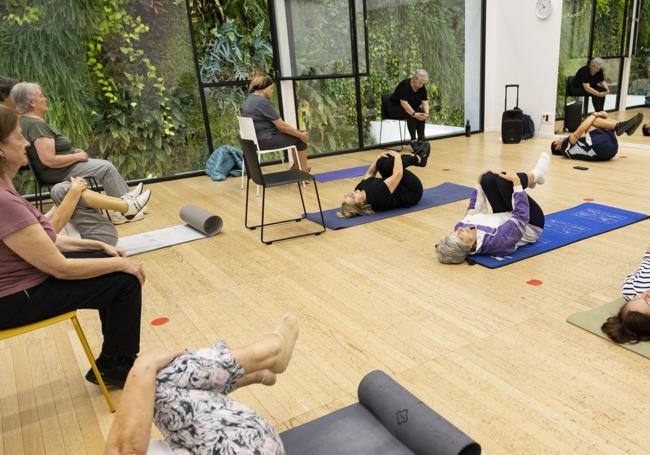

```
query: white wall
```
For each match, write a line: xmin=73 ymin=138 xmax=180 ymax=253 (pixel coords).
xmin=484 ymin=0 xmax=563 ymax=137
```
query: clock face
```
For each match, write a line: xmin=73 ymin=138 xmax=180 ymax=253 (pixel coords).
xmin=536 ymin=0 xmax=552 ymax=19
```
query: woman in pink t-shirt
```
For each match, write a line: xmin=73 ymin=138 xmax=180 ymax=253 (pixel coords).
xmin=0 ymin=105 xmax=142 ymax=388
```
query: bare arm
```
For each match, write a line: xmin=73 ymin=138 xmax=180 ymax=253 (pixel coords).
xmin=104 ymin=350 xmax=184 ymax=455
xmin=3 ymin=224 xmax=143 ymax=283
xmin=272 ymin=119 xmax=309 ymax=143
xmin=569 ymin=113 xmax=598 ymax=144
xmin=45 ymin=177 xmax=87 ymax=232
xmin=383 ymin=151 xmax=403 ymax=194
xmin=399 ymin=100 xmax=416 ymax=117
xmin=581 ymin=82 xmax=605 ymax=97
xmin=34 ymin=137 xmax=88 ymax=168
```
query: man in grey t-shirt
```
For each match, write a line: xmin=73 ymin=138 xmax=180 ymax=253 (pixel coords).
xmin=242 ymin=75 xmax=311 ymax=171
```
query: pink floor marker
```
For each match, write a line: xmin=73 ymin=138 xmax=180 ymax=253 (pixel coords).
xmin=583 ymin=198 xmax=594 ymax=201
xmin=442 ymin=168 xmax=450 ymax=171
xmin=151 ymin=317 xmax=170 ymax=326
xmin=526 ymin=279 xmax=543 ymax=286
xmin=620 ymin=155 xmax=628 ymax=159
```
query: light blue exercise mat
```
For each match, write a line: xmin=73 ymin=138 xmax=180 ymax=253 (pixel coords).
xmin=470 ymin=203 xmax=649 ymax=268
xmin=312 ymin=165 xmax=369 ymax=183
xmin=305 ymin=182 xmax=474 ymax=230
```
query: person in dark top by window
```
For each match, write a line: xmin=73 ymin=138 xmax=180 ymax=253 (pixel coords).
xmin=339 ymin=147 xmax=430 ymax=218
xmin=571 ymin=58 xmax=609 ymax=112
xmin=550 ymin=111 xmax=643 ymax=161
xmin=387 ymin=69 xmax=430 ymax=142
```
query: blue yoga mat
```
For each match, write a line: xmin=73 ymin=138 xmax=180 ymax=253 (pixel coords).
xmin=470 ymin=203 xmax=649 ymax=268
xmin=305 ymin=182 xmax=473 ymax=230
xmin=313 ymin=165 xmax=369 ymax=183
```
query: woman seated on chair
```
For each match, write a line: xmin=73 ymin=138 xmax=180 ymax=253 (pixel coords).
xmin=242 ymin=74 xmax=311 ymax=172
xmin=550 ymin=111 xmax=643 ymax=161
xmin=104 ymin=314 xmax=299 ymax=455
xmin=386 ymin=69 xmax=430 ymax=143
xmin=339 ymin=148 xmax=429 ymax=218
xmin=436 ymin=153 xmax=550 ymax=264
xmin=601 ymin=248 xmax=650 ymax=344
xmin=46 ymin=177 xmax=150 ymax=246
xmin=571 ymin=58 xmax=609 ymax=112
xmin=0 ymin=105 xmax=142 ymax=388
xmin=10 ymin=82 xmax=148 ymax=224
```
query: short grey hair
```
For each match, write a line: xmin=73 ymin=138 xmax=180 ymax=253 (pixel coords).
xmin=10 ymin=82 xmax=41 ymax=114
xmin=435 ymin=235 xmax=472 ymax=264
xmin=589 ymin=58 xmax=604 ymax=69
xmin=413 ymin=69 xmax=429 ymax=82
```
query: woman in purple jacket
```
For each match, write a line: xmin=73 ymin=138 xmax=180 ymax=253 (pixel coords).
xmin=436 ymin=153 xmax=550 ymax=264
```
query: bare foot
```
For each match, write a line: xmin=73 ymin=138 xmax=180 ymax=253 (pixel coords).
xmin=260 ymin=370 xmax=277 ymax=386
xmin=271 ymin=313 xmax=299 ymax=374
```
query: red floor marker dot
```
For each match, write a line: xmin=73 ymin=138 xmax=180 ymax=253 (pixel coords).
xmin=620 ymin=155 xmax=628 ymax=159
xmin=151 ymin=317 xmax=170 ymax=326
xmin=526 ymin=279 xmax=543 ymax=286
xmin=583 ymin=198 xmax=594 ymax=201
xmin=442 ymin=168 xmax=450 ymax=171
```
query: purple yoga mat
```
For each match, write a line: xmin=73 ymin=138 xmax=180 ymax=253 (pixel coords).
xmin=313 ymin=165 xmax=369 ymax=183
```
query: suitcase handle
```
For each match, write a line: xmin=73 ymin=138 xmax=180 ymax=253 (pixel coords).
xmin=505 ymin=84 xmax=519 ymax=110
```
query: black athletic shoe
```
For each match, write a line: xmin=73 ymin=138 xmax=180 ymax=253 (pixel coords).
xmin=615 ymin=113 xmax=644 ymax=136
xmin=413 ymin=140 xmax=430 ymax=167
xmin=85 ymin=355 xmax=135 ymax=388
xmin=643 ymin=124 xmax=650 ymax=137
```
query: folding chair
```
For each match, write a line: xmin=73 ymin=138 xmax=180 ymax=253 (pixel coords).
xmin=0 ymin=311 xmax=116 ymax=412
xmin=378 ymin=93 xmax=405 ymax=151
xmin=237 ymin=116 xmax=301 ymax=195
xmin=241 ymin=139 xmax=325 ymax=245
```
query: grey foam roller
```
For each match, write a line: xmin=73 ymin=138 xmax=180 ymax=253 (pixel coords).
xmin=179 ymin=204 xmax=223 ymax=236
xmin=358 ymin=370 xmax=481 ymax=455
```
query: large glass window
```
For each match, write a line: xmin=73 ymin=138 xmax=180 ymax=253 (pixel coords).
xmin=1 ymin=0 xmax=206 ymax=194
xmin=627 ymin=0 xmax=650 ymax=107
xmin=285 ymin=0 xmax=353 ymax=76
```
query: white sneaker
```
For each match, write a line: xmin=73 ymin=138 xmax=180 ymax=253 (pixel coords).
xmin=109 ymin=210 xmax=144 ymax=225
xmin=123 ymin=182 xmax=144 ymax=200
xmin=123 ymin=189 xmax=151 ymax=220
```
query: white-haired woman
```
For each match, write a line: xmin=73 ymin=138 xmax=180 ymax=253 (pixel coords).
xmin=571 ymin=58 xmax=609 ymax=112
xmin=387 ymin=69 xmax=430 ymax=142
xmin=10 ymin=82 xmax=147 ymax=224
xmin=436 ymin=153 xmax=550 ymax=264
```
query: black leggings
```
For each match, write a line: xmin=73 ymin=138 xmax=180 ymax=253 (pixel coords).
xmin=386 ymin=102 xmax=425 ymax=141
xmin=480 ymin=171 xmax=545 ymax=229
xmin=0 ymin=251 xmax=142 ymax=358
xmin=376 ymin=155 xmax=423 ymax=207
xmin=571 ymin=83 xmax=607 ymax=112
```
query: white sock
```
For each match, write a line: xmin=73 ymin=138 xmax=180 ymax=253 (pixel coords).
xmin=531 ymin=152 xmax=550 ymax=186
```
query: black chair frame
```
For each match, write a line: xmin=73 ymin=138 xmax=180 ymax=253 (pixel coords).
xmin=26 ymin=153 xmax=102 ymax=212
xmin=378 ymin=93 xmax=405 ymax=152
xmin=241 ymin=139 xmax=326 ymax=245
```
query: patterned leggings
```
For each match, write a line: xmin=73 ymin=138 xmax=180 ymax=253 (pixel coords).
xmin=154 ymin=341 xmax=285 ymax=454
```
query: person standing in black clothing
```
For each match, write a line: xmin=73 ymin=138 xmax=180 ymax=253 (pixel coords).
xmin=387 ymin=69 xmax=430 ymax=142
xmin=339 ymin=147 xmax=430 ymax=218
xmin=571 ymin=58 xmax=609 ymax=112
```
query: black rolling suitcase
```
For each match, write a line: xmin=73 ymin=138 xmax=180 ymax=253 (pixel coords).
xmin=501 ymin=84 xmax=523 ymax=144
xmin=564 ymin=100 xmax=582 ymax=132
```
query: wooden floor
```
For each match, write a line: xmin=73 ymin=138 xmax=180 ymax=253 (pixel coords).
xmin=3 ymin=131 xmax=650 ymax=454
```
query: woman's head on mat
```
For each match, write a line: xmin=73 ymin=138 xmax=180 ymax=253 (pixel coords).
xmin=435 ymin=227 xmax=476 ymax=264
xmin=249 ymin=74 xmax=274 ymax=98
xmin=339 ymin=190 xmax=374 ymax=218
xmin=550 ymin=137 xmax=570 ymax=155
xmin=601 ymin=291 xmax=650 ymax=344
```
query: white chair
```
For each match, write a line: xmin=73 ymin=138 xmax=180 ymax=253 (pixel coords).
xmin=237 ymin=116 xmax=302 ymax=195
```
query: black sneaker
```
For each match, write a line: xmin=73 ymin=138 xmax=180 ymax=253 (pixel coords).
xmin=85 ymin=355 xmax=135 ymax=388
xmin=615 ymin=113 xmax=644 ymax=136
xmin=412 ymin=140 xmax=430 ymax=167
xmin=643 ymin=124 xmax=650 ymax=137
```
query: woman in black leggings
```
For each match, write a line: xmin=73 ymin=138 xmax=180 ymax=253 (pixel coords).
xmin=436 ymin=153 xmax=550 ymax=264
xmin=339 ymin=148 xmax=429 ymax=217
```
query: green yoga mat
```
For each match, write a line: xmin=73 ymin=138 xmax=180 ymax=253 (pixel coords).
xmin=567 ymin=298 xmax=650 ymax=359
